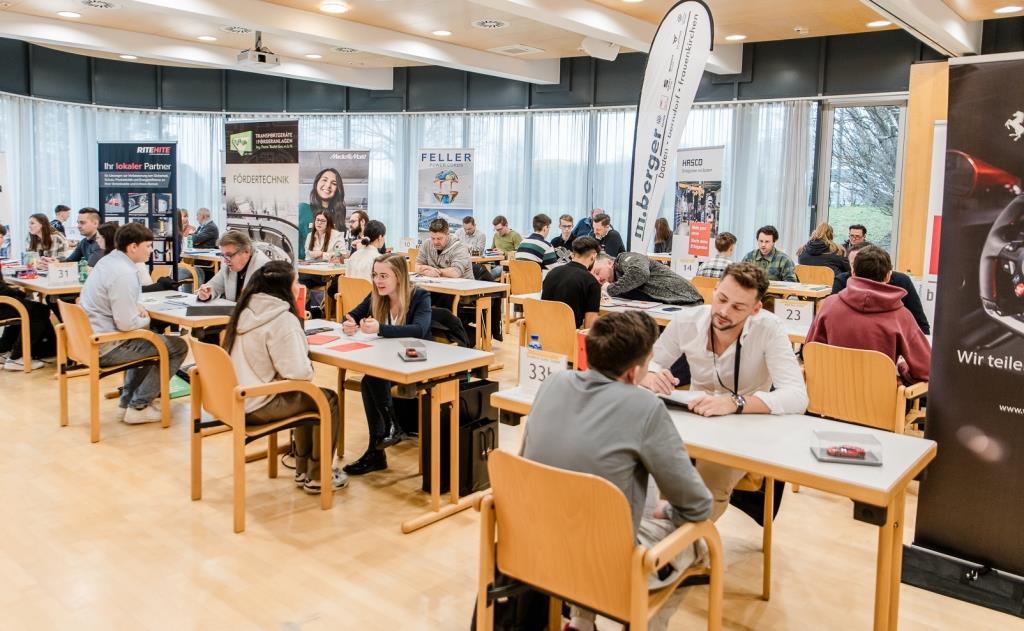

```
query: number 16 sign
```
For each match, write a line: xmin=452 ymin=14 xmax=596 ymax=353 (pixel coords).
xmin=518 ymin=347 xmax=568 ymax=396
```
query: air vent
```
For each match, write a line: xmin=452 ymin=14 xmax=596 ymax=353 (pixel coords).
xmin=472 ymin=18 xmax=509 ymax=30
xmin=220 ymin=25 xmax=253 ymax=34
xmin=333 ymin=46 xmax=359 ymax=53
xmin=488 ymin=44 xmax=544 ymax=56
xmin=81 ymin=0 xmax=117 ymax=7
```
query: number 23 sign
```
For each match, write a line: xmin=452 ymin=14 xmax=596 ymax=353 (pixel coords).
xmin=519 ymin=347 xmax=568 ymax=395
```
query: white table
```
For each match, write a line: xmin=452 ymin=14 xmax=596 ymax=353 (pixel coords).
xmin=304 ymin=319 xmax=495 ymax=533
xmin=140 ymin=291 xmax=234 ymax=331
xmin=3 ymin=274 xmax=83 ymax=297
xmin=489 ymin=388 xmax=936 ymax=631
xmin=509 ymin=291 xmax=686 ymax=327
xmin=181 ymin=249 xmax=222 ymax=274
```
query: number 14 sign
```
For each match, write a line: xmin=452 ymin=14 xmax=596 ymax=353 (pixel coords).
xmin=518 ymin=347 xmax=568 ymax=396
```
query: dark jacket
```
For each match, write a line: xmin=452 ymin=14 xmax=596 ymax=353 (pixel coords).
xmin=64 ymin=235 xmax=101 ymax=264
xmin=597 ymin=229 xmax=626 ymax=257
xmin=797 ymin=240 xmax=850 ymax=277
xmin=192 ymin=221 xmax=220 ymax=248
xmin=608 ymin=252 xmax=702 ymax=305
xmin=833 ymin=271 xmax=930 ymax=334
xmin=348 ymin=287 xmax=432 ymax=339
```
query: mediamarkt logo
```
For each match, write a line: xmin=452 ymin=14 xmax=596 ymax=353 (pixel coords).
xmin=136 ymin=146 xmax=171 ymax=155
xmin=633 ymin=126 xmax=664 ymax=239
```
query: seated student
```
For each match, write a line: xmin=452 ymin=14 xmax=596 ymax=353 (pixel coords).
xmin=550 ymin=213 xmax=575 ymax=251
xmin=342 ymin=254 xmax=432 ymax=475
xmin=455 ymin=216 xmax=486 ymax=255
xmin=696 ymin=232 xmax=737 ymax=279
xmin=346 ymin=220 xmax=386 ymax=281
xmin=224 ymin=261 xmax=346 ymax=493
xmin=541 ymin=236 xmax=601 ymax=328
xmin=304 ymin=211 xmax=344 ymax=261
xmin=514 ymin=213 xmax=557 ymax=268
xmin=806 ymin=245 xmax=930 ymax=383
xmin=192 ymin=208 xmax=219 ymax=248
xmin=796 ymin=222 xmax=850 ymax=277
xmin=641 ymin=262 xmax=808 ymax=521
xmin=51 ymin=205 xmax=71 ymax=236
xmin=345 ymin=210 xmax=369 ymax=254
xmin=490 ymin=215 xmax=522 ymax=254
xmin=26 ymin=213 xmax=67 ymax=261
xmin=79 ymin=223 xmax=188 ymax=423
xmin=63 ymin=208 xmax=103 ymax=264
xmin=653 ymin=217 xmax=673 ymax=254
xmin=833 ymin=242 xmax=930 ymax=334
xmin=593 ymin=213 xmax=625 ymax=257
xmin=416 ymin=218 xmax=473 ymax=279
xmin=592 ymin=252 xmax=703 ymax=305
xmin=521 ymin=310 xmax=713 ymax=631
xmin=741 ymin=225 xmax=797 ymax=282
xmin=196 ymin=231 xmax=270 ymax=302
xmin=87 ymin=222 xmax=120 ymax=267
xmin=0 ymin=273 xmax=56 ymax=371
xmin=843 ymin=223 xmax=870 ymax=250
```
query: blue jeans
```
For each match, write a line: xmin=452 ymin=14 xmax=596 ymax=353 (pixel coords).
xmin=100 ymin=335 xmax=188 ymax=408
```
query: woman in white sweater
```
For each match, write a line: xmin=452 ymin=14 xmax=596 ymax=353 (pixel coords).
xmin=345 ymin=220 xmax=386 ymax=281
xmin=222 ymin=261 xmax=346 ymax=494
xmin=305 ymin=211 xmax=344 ymax=260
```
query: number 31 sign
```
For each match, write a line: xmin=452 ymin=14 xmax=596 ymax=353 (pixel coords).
xmin=518 ymin=347 xmax=568 ymax=396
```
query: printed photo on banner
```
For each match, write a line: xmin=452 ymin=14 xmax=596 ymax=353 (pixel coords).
xmin=224 ymin=120 xmax=300 ymax=262
xmin=674 ymin=145 xmax=724 ymax=257
xmin=416 ymin=149 xmax=474 ymax=241
xmin=297 ymin=150 xmax=370 ymax=259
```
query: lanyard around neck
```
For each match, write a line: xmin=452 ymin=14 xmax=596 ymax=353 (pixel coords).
xmin=710 ymin=325 xmax=742 ymax=397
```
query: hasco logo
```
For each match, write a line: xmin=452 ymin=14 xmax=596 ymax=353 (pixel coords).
xmin=230 ymin=131 xmax=254 ymax=156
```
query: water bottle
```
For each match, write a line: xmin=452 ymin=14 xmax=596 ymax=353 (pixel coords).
xmin=333 ymin=241 xmax=344 ymax=259
xmin=184 ymin=235 xmax=193 ymax=250
xmin=528 ymin=334 xmax=542 ymax=350
xmin=77 ymin=259 xmax=89 ymax=283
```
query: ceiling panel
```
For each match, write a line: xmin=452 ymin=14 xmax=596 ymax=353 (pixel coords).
xmin=943 ymin=0 xmax=1024 ymax=21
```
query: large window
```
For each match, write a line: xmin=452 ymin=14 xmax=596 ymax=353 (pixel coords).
xmin=820 ymin=103 xmax=906 ymax=251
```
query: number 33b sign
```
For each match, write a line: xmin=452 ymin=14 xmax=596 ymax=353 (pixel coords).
xmin=518 ymin=347 xmax=568 ymax=396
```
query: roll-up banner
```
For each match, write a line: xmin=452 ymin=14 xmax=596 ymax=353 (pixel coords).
xmin=416 ymin=149 xmax=475 ymax=244
xmin=224 ymin=121 xmax=299 ymax=261
xmin=98 ymin=142 xmax=177 ymax=267
xmin=627 ymin=1 xmax=713 ymax=253
xmin=297 ymin=151 xmax=370 ymax=259
xmin=903 ymin=54 xmax=1024 ymax=616
xmin=674 ymin=145 xmax=723 ymax=257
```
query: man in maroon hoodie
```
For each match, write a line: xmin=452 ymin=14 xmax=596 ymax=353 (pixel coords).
xmin=805 ymin=245 xmax=930 ymax=383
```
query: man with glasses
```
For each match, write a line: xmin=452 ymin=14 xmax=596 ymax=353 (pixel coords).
xmin=550 ymin=214 xmax=575 ymax=250
xmin=196 ymin=231 xmax=270 ymax=302
xmin=843 ymin=223 xmax=870 ymax=250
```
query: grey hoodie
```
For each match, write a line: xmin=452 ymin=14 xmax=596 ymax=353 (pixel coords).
xmin=229 ymin=293 xmax=313 ymax=413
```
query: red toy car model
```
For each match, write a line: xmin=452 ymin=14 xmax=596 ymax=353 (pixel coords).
xmin=827 ymin=445 xmax=866 ymax=459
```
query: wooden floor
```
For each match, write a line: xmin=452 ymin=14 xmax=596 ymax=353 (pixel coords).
xmin=1 ymin=327 xmax=1021 ymax=630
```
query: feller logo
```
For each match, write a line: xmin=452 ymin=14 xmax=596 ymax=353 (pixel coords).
xmin=230 ymin=131 xmax=254 ymax=156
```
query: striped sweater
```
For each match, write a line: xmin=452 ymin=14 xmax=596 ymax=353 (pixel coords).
xmin=515 ymin=233 xmax=557 ymax=268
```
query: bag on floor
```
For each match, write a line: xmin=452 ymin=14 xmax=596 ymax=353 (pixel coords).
xmin=470 ymin=571 xmax=550 ymax=631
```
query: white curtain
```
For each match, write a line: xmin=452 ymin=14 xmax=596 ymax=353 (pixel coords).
xmin=0 ymin=92 xmax=817 ymax=259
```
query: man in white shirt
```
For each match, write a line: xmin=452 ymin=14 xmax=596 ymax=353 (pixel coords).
xmin=454 ymin=216 xmax=486 ymax=255
xmin=641 ymin=262 xmax=808 ymax=521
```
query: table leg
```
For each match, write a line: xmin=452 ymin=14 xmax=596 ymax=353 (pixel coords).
xmin=762 ymin=477 xmax=774 ymax=601
xmin=336 ymin=367 xmax=347 ymax=461
xmin=873 ymin=495 xmax=899 ymax=631
xmin=887 ymin=490 xmax=907 ymax=630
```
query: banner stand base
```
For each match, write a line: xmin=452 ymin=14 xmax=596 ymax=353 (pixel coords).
xmin=902 ymin=544 xmax=1024 ymax=618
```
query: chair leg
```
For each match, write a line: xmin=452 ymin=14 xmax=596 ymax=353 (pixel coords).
xmin=20 ymin=315 xmax=31 ymax=374
xmin=233 ymin=430 xmax=246 ymax=533
xmin=159 ymin=354 xmax=170 ymax=429
xmin=320 ymin=410 xmax=332 ymax=511
xmin=190 ymin=412 xmax=202 ymax=501
xmin=547 ymin=597 xmax=562 ymax=631
xmin=268 ymin=432 xmax=279 ymax=478
xmin=57 ymin=327 xmax=69 ymax=427
xmin=706 ymin=524 xmax=725 ymax=631
xmin=89 ymin=369 xmax=101 ymax=443
xmin=792 ymin=484 xmax=801 ymax=493
xmin=762 ymin=477 xmax=774 ymax=601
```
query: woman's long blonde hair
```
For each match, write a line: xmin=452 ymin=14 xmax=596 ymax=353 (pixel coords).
xmin=370 ymin=253 xmax=412 ymax=326
xmin=799 ymin=222 xmax=845 ymax=256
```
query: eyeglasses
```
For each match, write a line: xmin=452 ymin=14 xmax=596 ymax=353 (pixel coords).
xmin=221 ymin=249 xmax=243 ymax=260
xmin=559 ymin=224 xmax=573 ymax=229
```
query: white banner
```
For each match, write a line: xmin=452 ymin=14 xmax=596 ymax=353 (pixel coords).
xmin=628 ymin=1 xmax=713 ymax=253
xmin=417 ymin=149 xmax=474 ymax=240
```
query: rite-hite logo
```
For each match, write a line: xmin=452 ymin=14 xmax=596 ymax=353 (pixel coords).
xmin=230 ymin=131 xmax=254 ymax=156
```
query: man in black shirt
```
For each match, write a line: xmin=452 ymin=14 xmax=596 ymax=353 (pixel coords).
xmin=593 ymin=213 xmax=625 ymax=257
xmin=550 ymin=213 xmax=575 ymax=250
xmin=541 ymin=236 xmax=602 ymax=328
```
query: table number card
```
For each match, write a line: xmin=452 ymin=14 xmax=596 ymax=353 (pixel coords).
xmin=672 ymin=255 xmax=700 ymax=279
xmin=776 ymin=298 xmax=813 ymax=338
xmin=48 ymin=262 xmax=79 ymax=286
xmin=518 ymin=347 xmax=568 ymax=396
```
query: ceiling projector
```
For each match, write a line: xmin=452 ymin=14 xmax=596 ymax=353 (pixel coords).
xmin=237 ymin=31 xmax=280 ymax=68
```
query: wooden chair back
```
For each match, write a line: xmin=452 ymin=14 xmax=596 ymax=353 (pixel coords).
xmin=522 ymin=299 xmax=577 ymax=363
xmin=188 ymin=338 xmax=240 ymax=423
xmin=507 ymin=259 xmax=542 ymax=295
xmin=696 ymin=285 xmax=715 ymax=304
xmin=795 ymin=264 xmax=835 ymax=287
xmin=57 ymin=301 xmax=96 ymax=365
xmin=488 ymin=450 xmax=637 ymax=619
xmin=406 ymin=248 xmax=419 ymax=273
xmin=803 ymin=342 xmax=902 ymax=432
xmin=691 ymin=275 xmax=718 ymax=290
xmin=336 ymin=276 xmax=373 ymax=317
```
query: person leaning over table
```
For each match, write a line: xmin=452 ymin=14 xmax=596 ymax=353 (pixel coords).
xmin=640 ymin=262 xmax=808 ymax=522
xmin=196 ymin=230 xmax=270 ymax=303
xmin=341 ymin=253 xmax=432 ymax=476
xmin=521 ymin=309 xmax=712 ymax=631
xmin=223 ymin=260 xmax=346 ymax=495
xmin=416 ymin=217 xmax=473 ymax=280
xmin=741 ymin=225 xmax=798 ymax=282
xmin=591 ymin=251 xmax=703 ymax=306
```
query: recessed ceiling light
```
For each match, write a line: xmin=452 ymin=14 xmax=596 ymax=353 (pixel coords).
xmin=724 ymin=34 xmax=746 ymax=41
xmin=119 ymin=54 xmax=137 ymax=60
xmin=432 ymin=30 xmax=452 ymax=36
xmin=197 ymin=35 xmax=218 ymax=41
xmin=57 ymin=11 xmax=81 ymax=18
xmin=995 ymin=5 xmax=1023 ymax=14
xmin=319 ymin=1 xmax=349 ymax=13
xmin=866 ymin=20 xmax=892 ymax=27
xmin=305 ymin=53 xmax=322 ymax=59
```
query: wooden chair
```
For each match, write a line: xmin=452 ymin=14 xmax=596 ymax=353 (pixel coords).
xmin=519 ymin=298 xmax=578 ymax=365
xmin=506 ymin=259 xmax=542 ymax=330
xmin=691 ymin=276 xmax=718 ymax=290
xmin=803 ymin=342 xmax=928 ymax=433
xmin=476 ymin=451 xmax=723 ymax=631
xmin=334 ymin=276 xmax=373 ymax=321
xmin=0 ymin=296 xmax=33 ymax=373
xmin=151 ymin=263 xmax=200 ymax=289
xmin=56 ymin=301 xmax=171 ymax=443
xmin=795 ymin=264 xmax=835 ymax=287
xmin=407 ymin=247 xmax=419 ymax=273
xmin=188 ymin=338 xmax=333 ymax=533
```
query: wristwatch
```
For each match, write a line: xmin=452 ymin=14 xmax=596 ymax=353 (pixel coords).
xmin=732 ymin=394 xmax=746 ymax=415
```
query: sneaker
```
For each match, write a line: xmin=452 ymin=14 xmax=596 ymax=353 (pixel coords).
xmin=123 ymin=402 xmax=164 ymax=424
xmin=302 ymin=468 xmax=349 ymax=494
xmin=342 ymin=450 xmax=388 ymax=476
xmin=3 ymin=357 xmax=44 ymax=371
xmin=294 ymin=470 xmax=309 ymax=488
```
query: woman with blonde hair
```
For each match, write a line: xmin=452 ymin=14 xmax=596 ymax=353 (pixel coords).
xmin=341 ymin=253 xmax=431 ymax=475
xmin=797 ymin=222 xmax=850 ymax=277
